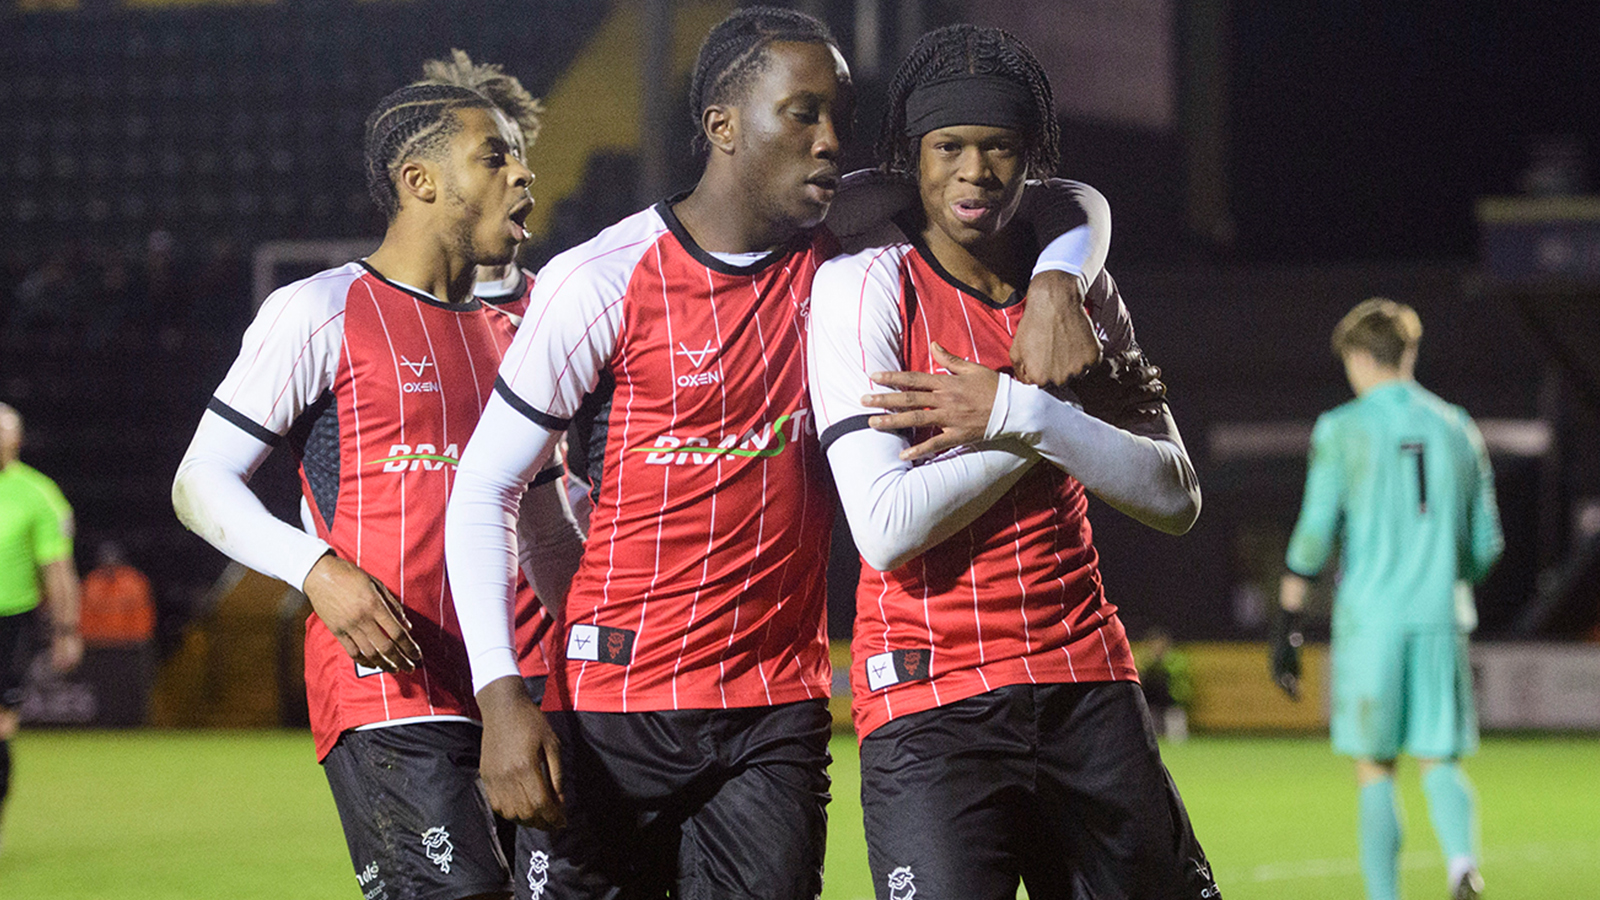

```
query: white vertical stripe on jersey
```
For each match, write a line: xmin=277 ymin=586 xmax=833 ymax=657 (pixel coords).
xmin=670 ymin=264 xmax=722 ymax=708
xmin=738 ymin=272 xmax=774 ymax=708
xmin=629 ymin=244 xmax=678 ymax=712
xmin=775 ymin=259 xmax=821 ymax=700
xmin=368 ymin=291 xmax=408 ymax=719
xmin=413 ymin=299 xmax=447 ymax=715
xmin=917 ymin=555 xmax=941 ymax=708
xmin=1007 ymin=492 xmax=1038 ymax=684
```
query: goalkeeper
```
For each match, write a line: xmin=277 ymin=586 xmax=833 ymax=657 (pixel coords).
xmin=1271 ymin=298 xmax=1503 ymax=900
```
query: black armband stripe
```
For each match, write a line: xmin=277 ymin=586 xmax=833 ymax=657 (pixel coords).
xmin=207 ymin=398 xmax=282 ymax=447
xmin=531 ymin=465 xmax=564 ymax=488
xmin=495 ymin=377 xmax=570 ymax=431
xmin=820 ymin=415 xmax=875 ymax=454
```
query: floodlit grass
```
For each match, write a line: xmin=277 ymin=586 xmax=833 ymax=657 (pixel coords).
xmin=4 ymin=730 xmax=1597 ymax=899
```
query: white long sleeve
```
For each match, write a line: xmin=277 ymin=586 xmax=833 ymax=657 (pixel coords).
xmin=825 ymin=429 xmax=1036 ymax=571
xmin=172 ymin=411 xmax=333 ymax=591
xmin=986 ymin=374 xmax=1201 ymax=535
xmin=444 ymin=391 xmax=563 ymax=695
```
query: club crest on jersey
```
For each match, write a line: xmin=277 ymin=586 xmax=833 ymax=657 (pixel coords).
xmin=887 ymin=866 xmax=917 ymax=900
xmin=865 ymin=648 xmax=932 ymax=692
xmin=566 ymin=623 xmax=636 ymax=665
xmin=630 ymin=409 xmax=812 ymax=465
xmin=374 ymin=443 xmax=461 ymax=472
xmin=527 ymin=850 xmax=550 ymax=898
xmin=421 ymin=826 xmax=454 ymax=874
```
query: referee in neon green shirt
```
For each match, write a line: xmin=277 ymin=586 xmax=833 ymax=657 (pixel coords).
xmin=0 ymin=402 xmax=81 ymax=844
xmin=1272 ymin=299 xmax=1504 ymax=900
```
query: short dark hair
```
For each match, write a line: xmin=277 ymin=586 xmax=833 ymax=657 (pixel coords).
xmin=878 ymin=24 xmax=1061 ymax=179
xmin=417 ymin=49 xmax=545 ymax=156
xmin=363 ymin=83 xmax=494 ymax=221
xmin=1332 ymin=297 xmax=1423 ymax=367
xmin=687 ymin=5 xmax=838 ymax=153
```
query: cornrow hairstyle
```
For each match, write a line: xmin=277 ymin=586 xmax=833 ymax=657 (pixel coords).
xmin=878 ymin=24 xmax=1061 ymax=179
xmin=363 ymin=83 xmax=494 ymax=221
xmin=417 ymin=49 xmax=545 ymax=156
xmin=687 ymin=5 xmax=838 ymax=154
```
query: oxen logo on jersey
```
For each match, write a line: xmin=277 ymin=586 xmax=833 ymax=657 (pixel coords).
xmin=887 ymin=866 xmax=917 ymax=900
xmin=375 ymin=443 xmax=461 ymax=472
xmin=567 ymin=624 xmax=636 ymax=665
xmin=630 ymin=409 xmax=812 ymax=465
xmin=421 ymin=826 xmax=454 ymax=874
xmin=399 ymin=355 xmax=441 ymax=393
xmin=527 ymin=850 xmax=550 ymax=898
xmin=865 ymin=648 xmax=933 ymax=692
xmin=674 ymin=341 xmax=723 ymax=389
xmin=675 ymin=340 xmax=718 ymax=367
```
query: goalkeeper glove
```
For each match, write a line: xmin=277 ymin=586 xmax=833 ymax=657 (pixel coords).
xmin=1269 ymin=608 xmax=1304 ymax=701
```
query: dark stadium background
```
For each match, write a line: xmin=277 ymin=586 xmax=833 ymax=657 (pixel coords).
xmin=2 ymin=0 xmax=1596 ymax=664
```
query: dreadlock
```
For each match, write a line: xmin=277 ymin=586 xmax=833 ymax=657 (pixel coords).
xmin=878 ymin=24 xmax=1061 ymax=179
xmin=363 ymin=83 xmax=494 ymax=221
xmin=687 ymin=5 xmax=838 ymax=154
xmin=417 ymin=49 xmax=545 ymax=156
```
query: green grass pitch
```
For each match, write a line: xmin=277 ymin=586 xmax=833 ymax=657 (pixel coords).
xmin=3 ymin=730 xmax=1596 ymax=899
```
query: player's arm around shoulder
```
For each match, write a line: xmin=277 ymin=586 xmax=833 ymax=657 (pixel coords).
xmin=1010 ymin=179 xmax=1114 ymax=386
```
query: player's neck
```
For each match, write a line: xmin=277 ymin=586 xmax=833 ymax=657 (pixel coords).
xmin=673 ymin=178 xmax=798 ymax=255
xmin=921 ymin=222 xmax=1031 ymax=305
xmin=366 ymin=221 xmax=479 ymax=305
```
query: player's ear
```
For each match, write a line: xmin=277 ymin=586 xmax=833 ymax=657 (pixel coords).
xmin=703 ymin=104 xmax=737 ymax=154
xmin=395 ymin=159 xmax=437 ymax=206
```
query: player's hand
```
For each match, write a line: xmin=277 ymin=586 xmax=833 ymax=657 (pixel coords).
xmin=50 ymin=631 xmax=83 ymax=673
xmin=1010 ymin=270 xmax=1102 ymax=388
xmin=1268 ymin=608 xmax=1304 ymax=701
xmin=302 ymin=553 xmax=421 ymax=674
xmin=1068 ymin=349 xmax=1168 ymax=425
xmin=477 ymin=676 xmax=566 ymax=831
xmin=866 ymin=343 xmax=999 ymax=461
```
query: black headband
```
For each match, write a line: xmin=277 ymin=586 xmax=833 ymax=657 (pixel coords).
xmin=903 ymin=74 xmax=1037 ymax=137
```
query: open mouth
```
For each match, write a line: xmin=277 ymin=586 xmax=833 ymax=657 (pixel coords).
xmin=508 ymin=199 xmax=534 ymax=242
xmin=952 ymin=198 xmax=994 ymax=223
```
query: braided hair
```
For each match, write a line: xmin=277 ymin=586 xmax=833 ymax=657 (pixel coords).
xmin=417 ymin=49 xmax=545 ymax=156
xmin=877 ymin=24 xmax=1060 ymax=179
xmin=364 ymin=83 xmax=494 ymax=221
xmin=687 ymin=5 xmax=838 ymax=153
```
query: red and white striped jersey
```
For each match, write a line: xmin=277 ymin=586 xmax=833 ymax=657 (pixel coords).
xmin=492 ymin=202 xmax=836 ymax=713
xmin=211 ymin=261 xmax=522 ymax=759
xmin=809 ymin=232 xmax=1140 ymax=739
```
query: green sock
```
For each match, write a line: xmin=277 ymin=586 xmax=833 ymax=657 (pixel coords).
xmin=1359 ymin=778 xmax=1402 ymax=900
xmin=1422 ymin=763 xmax=1478 ymax=864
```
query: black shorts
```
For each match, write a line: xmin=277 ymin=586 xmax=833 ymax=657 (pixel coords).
xmin=0 ymin=609 xmax=39 ymax=710
xmin=860 ymin=681 xmax=1220 ymax=900
xmin=323 ymin=720 xmax=511 ymax=900
xmin=518 ymin=699 xmax=832 ymax=900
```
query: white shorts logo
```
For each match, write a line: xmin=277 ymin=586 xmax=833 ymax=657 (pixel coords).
xmin=567 ymin=624 xmax=600 ymax=661
xmin=866 ymin=652 xmax=899 ymax=692
xmin=887 ymin=865 xmax=917 ymax=900
xmin=421 ymin=826 xmax=454 ymax=874
xmin=527 ymin=850 xmax=551 ymax=898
